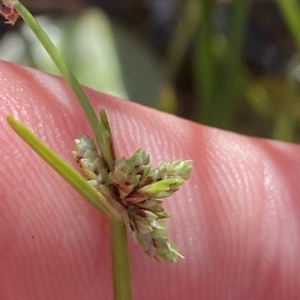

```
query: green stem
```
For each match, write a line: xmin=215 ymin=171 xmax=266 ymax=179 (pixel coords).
xmin=11 ymin=1 xmax=132 ymax=299
xmin=13 ymin=0 xmax=115 ymax=171
xmin=110 ymin=218 xmax=132 ymax=300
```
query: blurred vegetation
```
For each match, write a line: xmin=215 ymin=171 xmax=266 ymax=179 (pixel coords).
xmin=1 ymin=0 xmax=300 ymax=142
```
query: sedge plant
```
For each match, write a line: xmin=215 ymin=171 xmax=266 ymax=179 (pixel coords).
xmin=0 ymin=1 xmax=192 ymax=300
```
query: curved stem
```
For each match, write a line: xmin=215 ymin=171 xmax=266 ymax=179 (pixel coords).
xmin=13 ymin=0 xmax=115 ymax=170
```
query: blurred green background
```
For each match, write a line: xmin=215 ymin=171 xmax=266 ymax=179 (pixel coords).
xmin=1 ymin=0 xmax=300 ymax=142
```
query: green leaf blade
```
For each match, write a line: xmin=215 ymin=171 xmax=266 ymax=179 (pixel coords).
xmin=6 ymin=115 xmax=115 ymax=216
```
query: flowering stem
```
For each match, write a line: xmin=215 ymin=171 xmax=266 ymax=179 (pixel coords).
xmin=8 ymin=1 xmax=132 ymax=299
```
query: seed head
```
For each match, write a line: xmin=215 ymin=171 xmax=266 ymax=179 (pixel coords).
xmin=73 ymin=110 xmax=192 ymax=262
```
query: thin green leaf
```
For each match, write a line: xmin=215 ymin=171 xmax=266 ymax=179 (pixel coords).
xmin=6 ymin=114 xmax=116 ymax=216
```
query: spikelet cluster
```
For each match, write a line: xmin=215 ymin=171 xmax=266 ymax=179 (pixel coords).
xmin=73 ymin=135 xmax=192 ymax=262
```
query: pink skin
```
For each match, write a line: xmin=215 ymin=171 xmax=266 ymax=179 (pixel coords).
xmin=1 ymin=60 xmax=300 ymax=299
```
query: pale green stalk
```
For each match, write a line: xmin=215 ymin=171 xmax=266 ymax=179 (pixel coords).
xmin=110 ymin=218 xmax=132 ymax=300
xmin=13 ymin=0 xmax=115 ymax=170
